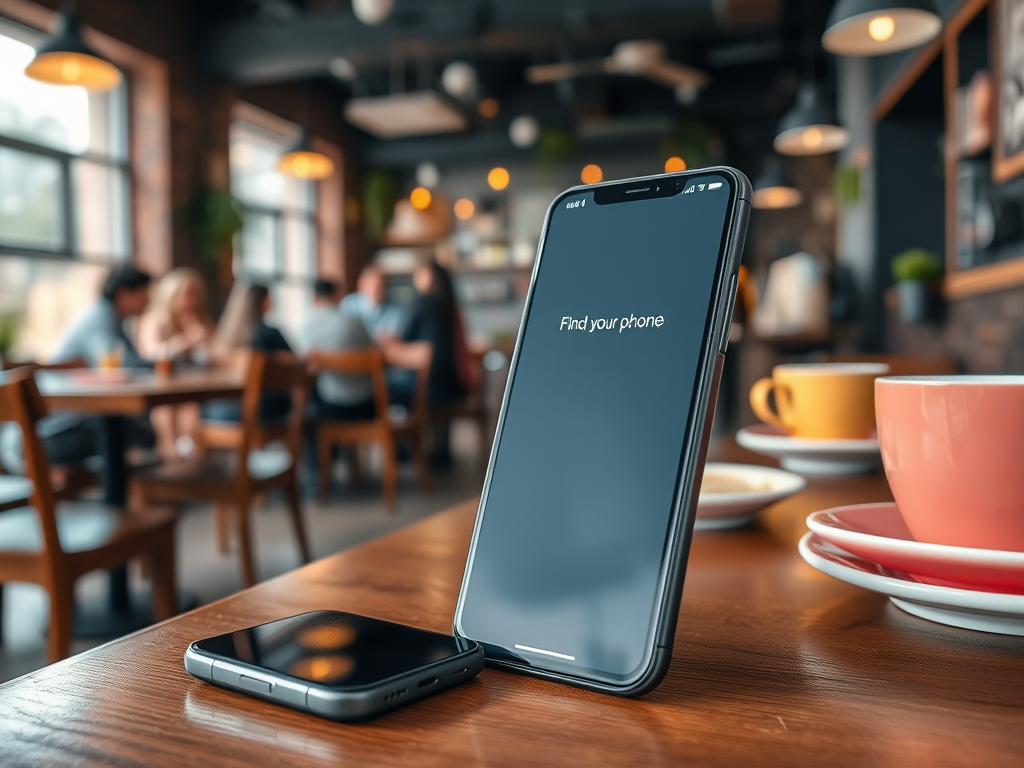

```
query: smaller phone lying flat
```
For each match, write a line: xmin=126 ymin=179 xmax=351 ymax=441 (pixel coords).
xmin=185 ymin=610 xmax=483 ymax=722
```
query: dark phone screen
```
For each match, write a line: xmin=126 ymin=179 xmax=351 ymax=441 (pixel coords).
xmin=195 ymin=611 xmax=472 ymax=688
xmin=457 ymin=174 xmax=734 ymax=684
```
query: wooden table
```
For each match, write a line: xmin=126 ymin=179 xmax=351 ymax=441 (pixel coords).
xmin=1 ymin=446 xmax=1022 ymax=767
xmin=36 ymin=369 xmax=243 ymax=616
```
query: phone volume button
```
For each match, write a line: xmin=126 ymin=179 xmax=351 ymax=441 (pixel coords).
xmin=237 ymin=675 xmax=272 ymax=694
xmin=720 ymin=274 xmax=739 ymax=353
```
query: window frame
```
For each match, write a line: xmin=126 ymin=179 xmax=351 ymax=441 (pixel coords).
xmin=0 ymin=14 xmax=132 ymax=265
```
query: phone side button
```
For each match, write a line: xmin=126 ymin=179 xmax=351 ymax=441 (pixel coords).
xmin=272 ymin=678 xmax=309 ymax=708
xmin=720 ymin=274 xmax=739 ymax=353
xmin=237 ymin=675 xmax=272 ymax=694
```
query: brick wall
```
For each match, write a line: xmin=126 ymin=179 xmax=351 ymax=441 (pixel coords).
xmin=886 ymin=286 xmax=1024 ymax=373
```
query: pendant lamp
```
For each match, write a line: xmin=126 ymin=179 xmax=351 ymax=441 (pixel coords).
xmin=277 ymin=128 xmax=335 ymax=180
xmin=822 ymin=0 xmax=942 ymax=56
xmin=775 ymin=84 xmax=849 ymax=156
xmin=752 ymin=158 xmax=803 ymax=210
xmin=24 ymin=8 xmax=121 ymax=91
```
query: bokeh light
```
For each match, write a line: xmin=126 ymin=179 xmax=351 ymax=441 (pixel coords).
xmin=488 ymin=166 xmax=510 ymax=190
xmin=581 ymin=164 xmax=603 ymax=184
xmin=664 ymin=156 xmax=687 ymax=173
xmin=410 ymin=186 xmax=432 ymax=210
xmin=454 ymin=198 xmax=475 ymax=220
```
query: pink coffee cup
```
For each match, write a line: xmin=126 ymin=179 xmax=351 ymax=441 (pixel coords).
xmin=875 ymin=376 xmax=1024 ymax=552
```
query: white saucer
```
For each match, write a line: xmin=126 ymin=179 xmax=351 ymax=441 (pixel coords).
xmin=736 ymin=425 xmax=880 ymax=476
xmin=799 ymin=533 xmax=1024 ymax=636
xmin=807 ymin=503 xmax=1024 ymax=594
xmin=695 ymin=463 xmax=806 ymax=530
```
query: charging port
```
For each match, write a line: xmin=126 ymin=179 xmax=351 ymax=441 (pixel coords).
xmin=417 ymin=676 xmax=438 ymax=689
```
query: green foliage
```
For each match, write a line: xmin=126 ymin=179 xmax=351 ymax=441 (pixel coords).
xmin=537 ymin=127 xmax=578 ymax=174
xmin=175 ymin=189 xmax=244 ymax=264
xmin=834 ymin=164 xmax=861 ymax=206
xmin=362 ymin=169 xmax=398 ymax=243
xmin=0 ymin=314 xmax=19 ymax=354
xmin=892 ymin=248 xmax=943 ymax=283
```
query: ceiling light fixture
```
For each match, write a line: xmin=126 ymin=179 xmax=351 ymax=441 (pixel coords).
xmin=352 ymin=0 xmax=394 ymax=26
xmin=774 ymin=84 xmax=849 ymax=155
xmin=509 ymin=115 xmax=539 ymax=148
xmin=441 ymin=61 xmax=477 ymax=98
xmin=277 ymin=128 xmax=334 ymax=180
xmin=454 ymin=198 xmax=475 ymax=220
xmin=822 ymin=0 xmax=942 ymax=56
xmin=410 ymin=187 xmax=432 ymax=211
xmin=24 ymin=8 xmax=121 ymax=91
xmin=487 ymin=167 xmax=510 ymax=191
xmin=664 ymin=156 xmax=687 ymax=173
xmin=581 ymin=164 xmax=603 ymax=184
xmin=752 ymin=157 xmax=802 ymax=210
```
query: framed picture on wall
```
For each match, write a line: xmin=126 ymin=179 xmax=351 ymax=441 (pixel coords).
xmin=994 ymin=0 xmax=1024 ymax=182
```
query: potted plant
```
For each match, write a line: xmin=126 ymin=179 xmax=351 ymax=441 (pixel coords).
xmin=0 ymin=314 xmax=18 ymax=369
xmin=892 ymin=249 xmax=943 ymax=323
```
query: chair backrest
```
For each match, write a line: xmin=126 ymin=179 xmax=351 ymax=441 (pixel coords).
xmin=307 ymin=348 xmax=390 ymax=422
xmin=238 ymin=351 xmax=311 ymax=468
xmin=815 ymin=353 xmax=958 ymax=377
xmin=383 ymin=342 xmax=433 ymax=424
xmin=0 ymin=368 xmax=66 ymax=566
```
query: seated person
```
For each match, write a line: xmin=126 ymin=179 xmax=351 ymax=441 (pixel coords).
xmin=382 ymin=261 xmax=469 ymax=464
xmin=203 ymin=283 xmax=293 ymax=424
xmin=137 ymin=268 xmax=212 ymax=458
xmin=296 ymin=279 xmax=375 ymax=422
xmin=339 ymin=263 xmax=406 ymax=339
xmin=0 ymin=265 xmax=156 ymax=472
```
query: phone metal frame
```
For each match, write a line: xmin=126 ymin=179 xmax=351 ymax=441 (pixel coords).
xmin=184 ymin=616 xmax=485 ymax=722
xmin=453 ymin=167 xmax=752 ymax=696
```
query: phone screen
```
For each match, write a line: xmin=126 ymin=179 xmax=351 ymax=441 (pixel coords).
xmin=194 ymin=611 xmax=473 ymax=687
xmin=457 ymin=173 xmax=736 ymax=684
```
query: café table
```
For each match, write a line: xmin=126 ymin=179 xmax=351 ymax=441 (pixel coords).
xmin=36 ymin=368 xmax=243 ymax=627
xmin=1 ymin=441 xmax=1021 ymax=767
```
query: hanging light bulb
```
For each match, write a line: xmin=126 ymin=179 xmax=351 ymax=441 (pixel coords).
xmin=352 ymin=0 xmax=394 ymax=26
xmin=774 ymin=84 xmax=849 ymax=156
xmin=822 ymin=0 xmax=942 ymax=56
xmin=277 ymin=128 xmax=334 ymax=180
xmin=24 ymin=9 xmax=121 ymax=91
xmin=752 ymin=157 xmax=803 ymax=210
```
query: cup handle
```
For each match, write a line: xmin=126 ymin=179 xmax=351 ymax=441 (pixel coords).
xmin=749 ymin=377 xmax=789 ymax=433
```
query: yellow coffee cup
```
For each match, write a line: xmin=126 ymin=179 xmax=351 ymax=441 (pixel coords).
xmin=749 ymin=363 xmax=889 ymax=439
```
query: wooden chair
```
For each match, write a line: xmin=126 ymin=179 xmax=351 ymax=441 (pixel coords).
xmin=814 ymin=353 xmax=959 ymax=376
xmin=130 ymin=352 xmax=311 ymax=587
xmin=309 ymin=343 xmax=432 ymax=510
xmin=429 ymin=347 xmax=491 ymax=464
xmin=0 ymin=367 xmax=177 ymax=663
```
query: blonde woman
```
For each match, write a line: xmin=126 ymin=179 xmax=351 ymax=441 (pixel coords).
xmin=138 ymin=268 xmax=213 ymax=457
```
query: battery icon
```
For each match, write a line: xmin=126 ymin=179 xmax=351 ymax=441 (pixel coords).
xmin=708 ymin=182 xmax=723 ymax=190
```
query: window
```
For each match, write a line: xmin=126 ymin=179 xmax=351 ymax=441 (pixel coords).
xmin=230 ymin=115 xmax=318 ymax=342
xmin=0 ymin=17 xmax=130 ymax=262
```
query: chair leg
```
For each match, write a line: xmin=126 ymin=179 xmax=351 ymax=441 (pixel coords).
xmin=411 ymin=431 xmax=433 ymax=493
xmin=214 ymin=503 xmax=231 ymax=554
xmin=381 ymin=436 xmax=398 ymax=512
xmin=286 ymin=476 xmax=312 ymax=565
xmin=349 ymin=445 xmax=362 ymax=489
xmin=0 ymin=583 xmax=4 ymax=646
xmin=150 ymin=537 xmax=178 ymax=621
xmin=317 ymin=432 xmax=332 ymax=504
xmin=47 ymin=581 xmax=75 ymax=664
xmin=235 ymin=499 xmax=257 ymax=588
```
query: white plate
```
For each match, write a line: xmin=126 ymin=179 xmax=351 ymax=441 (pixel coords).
xmin=695 ymin=463 xmax=806 ymax=530
xmin=736 ymin=425 xmax=880 ymax=476
xmin=799 ymin=533 xmax=1024 ymax=636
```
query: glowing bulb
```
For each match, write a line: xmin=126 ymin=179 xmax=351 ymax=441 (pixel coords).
xmin=488 ymin=167 xmax=510 ymax=190
xmin=580 ymin=164 xmax=603 ymax=184
xmin=664 ymin=156 xmax=687 ymax=173
xmin=454 ymin=198 xmax=475 ymax=220
xmin=802 ymin=126 xmax=824 ymax=148
xmin=61 ymin=58 xmax=81 ymax=82
xmin=410 ymin=186 xmax=432 ymax=210
xmin=292 ymin=155 xmax=311 ymax=177
xmin=868 ymin=15 xmax=895 ymax=42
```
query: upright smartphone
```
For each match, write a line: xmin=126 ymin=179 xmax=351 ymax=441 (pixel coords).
xmin=454 ymin=168 xmax=750 ymax=696
xmin=184 ymin=610 xmax=484 ymax=721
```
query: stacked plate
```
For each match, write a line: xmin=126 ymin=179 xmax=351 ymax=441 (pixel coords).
xmin=695 ymin=463 xmax=805 ymax=530
xmin=800 ymin=503 xmax=1024 ymax=635
xmin=736 ymin=425 xmax=880 ymax=476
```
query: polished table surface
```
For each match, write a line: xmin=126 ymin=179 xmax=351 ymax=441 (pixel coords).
xmin=1 ymin=448 xmax=1022 ymax=766
xmin=37 ymin=368 xmax=244 ymax=414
